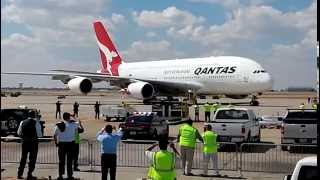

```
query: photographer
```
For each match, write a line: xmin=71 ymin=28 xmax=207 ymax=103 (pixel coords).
xmin=145 ymin=139 xmax=180 ymax=180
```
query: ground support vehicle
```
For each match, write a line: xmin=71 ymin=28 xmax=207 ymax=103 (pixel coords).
xmin=1 ymin=107 xmax=45 ymax=137
xmin=281 ymin=109 xmax=317 ymax=151
xmin=208 ymin=107 xmax=260 ymax=143
xmin=119 ymin=112 xmax=169 ymax=140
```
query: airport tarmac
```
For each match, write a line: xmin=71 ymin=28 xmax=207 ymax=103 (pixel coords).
xmin=0 ymin=90 xmax=316 ymax=141
xmin=1 ymin=91 xmax=317 ymax=179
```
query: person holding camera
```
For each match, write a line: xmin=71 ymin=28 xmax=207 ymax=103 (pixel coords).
xmin=54 ymin=112 xmax=83 ymax=180
xmin=96 ymin=124 xmax=123 ymax=180
xmin=145 ymin=139 xmax=180 ymax=180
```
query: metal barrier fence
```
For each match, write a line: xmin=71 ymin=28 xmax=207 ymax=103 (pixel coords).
xmin=1 ymin=137 xmax=317 ymax=174
xmin=1 ymin=138 xmax=90 ymax=165
xmin=240 ymin=143 xmax=317 ymax=173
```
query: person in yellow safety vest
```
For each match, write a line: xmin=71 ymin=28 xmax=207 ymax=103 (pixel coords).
xmin=204 ymin=102 xmax=211 ymax=122
xmin=200 ymin=124 xmax=220 ymax=177
xmin=312 ymin=103 xmax=317 ymax=109
xmin=177 ymin=119 xmax=203 ymax=176
xmin=145 ymin=139 xmax=180 ymax=180
xmin=211 ymin=102 xmax=220 ymax=116
xmin=70 ymin=115 xmax=84 ymax=171
xmin=299 ymin=103 xmax=305 ymax=110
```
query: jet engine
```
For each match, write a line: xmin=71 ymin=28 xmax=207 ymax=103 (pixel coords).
xmin=225 ymin=95 xmax=248 ymax=99
xmin=67 ymin=77 xmax=93 ymax=94
xmin=127 ymin=82 xmax=155 ymax=99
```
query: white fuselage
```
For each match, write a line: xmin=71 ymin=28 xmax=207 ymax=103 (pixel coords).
xmin=118 ymin=56 xmax=273 ymax=95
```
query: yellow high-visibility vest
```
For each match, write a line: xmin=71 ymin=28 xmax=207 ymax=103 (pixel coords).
xmin=179 ymin=124 xmax=197 ymax=148
xmin=148 ymin=150 xmax=175 ymax=180
xmin=202 ymin=131 xmax=218 ymax=154
xmin=204 ymin=103 xmax=211 ymax=112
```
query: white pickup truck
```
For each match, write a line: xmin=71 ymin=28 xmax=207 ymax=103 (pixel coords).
xmin=281 ymin=109 xmax=317 ymax=151
xmin=208 ymin=107 xmax=260 ymax=143
xmin=283 ymin=156 xmax=317 ymax=180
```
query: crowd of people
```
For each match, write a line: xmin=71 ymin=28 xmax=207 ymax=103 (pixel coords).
xmin=16 ymin=106 xmax=219 ymax=180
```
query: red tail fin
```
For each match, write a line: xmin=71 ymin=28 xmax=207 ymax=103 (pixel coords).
xmin=93 ymin=21 xmax=122 ymax=76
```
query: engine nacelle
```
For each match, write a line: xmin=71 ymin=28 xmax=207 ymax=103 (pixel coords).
xmin=225 ymin=95 xmax=248 ymax=99
xmin=127 ymin=82 xmax=155 ymax=100
xmin=67 ymin=77 xmax=93 ymax=94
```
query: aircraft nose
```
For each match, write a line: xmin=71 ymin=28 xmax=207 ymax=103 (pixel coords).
xmin=264 ymin=73 xmax=273 ymax=90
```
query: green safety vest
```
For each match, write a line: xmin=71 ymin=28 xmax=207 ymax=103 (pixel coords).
xmin=179 ymin=124 xmax=197 ymax=148
xmin=312 ymin=103 xmax=317 ymax=109
xmin=211 ymin=104 xmax=219 ymax=112
xmin=202 ymin=131 xmax=218 ymax=154
xmin=204 ymin=103 xmax=211 ymax=112
xmin=148 ymin=150 xmax=175 ymax=180
xmin=75 ymin=132 xmax=80 ymax=144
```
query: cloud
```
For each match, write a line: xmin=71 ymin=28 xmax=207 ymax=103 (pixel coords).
xmin=188 ymin=0 xmax=241 ymax=9
xmin=111 ymin=13 xmax=126 ymax=24
xmin=122 ymin=40 xmax=183 ymax=61
xmin=167 ymin=1 xmax=317 ymax=89
xmin=1 ymin=0 xmax=121 ymax=87
xmin=133 ymin=6 xmax=205 ymax=28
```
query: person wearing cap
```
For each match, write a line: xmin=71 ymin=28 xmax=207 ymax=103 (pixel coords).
xmin=54 ymin=112 xmax=82 ymax=180
xmin=145 ymin=138 xmax=180 ymax=180
xmin=17 ymin=111 xmax=43 ymax=179
xmin=97 ymin=124 xmax=123 ymax=180
xmin=177 ymin=119 xmax=203 ymax=176
xmin=201 ymin=124 xmax=220 ymax=177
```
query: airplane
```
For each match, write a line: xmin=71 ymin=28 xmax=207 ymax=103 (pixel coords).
xmin=3 ymin=21 xmax=273 ymax=103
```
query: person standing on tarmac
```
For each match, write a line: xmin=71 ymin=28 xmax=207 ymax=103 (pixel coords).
xmin=94 ymin=101 xmax=101 ymax=120
xmin=194 ymin=104 xmax=199 ymax=122
xmin=97 ymin=124 xmax=123 ymax=180
xmin=204 ymin=102 xmax=211 ymax=122
xmin=70 ymin=115 xmax=84 ymax=171
xmin=17 ymin=111 xmax=43 ymax=180
xmin=54 ymin=112 xmax=81 ymax=180
xmin=145 ymin=139 xmax=180 ymax=180
xmin=201 ymin=124 xmax=220 ymax=177
xmin=56 ymin=100 xmax=62 ymax=119
xmin=177 ymin=119 xmax=203 ymax=176
xmin=73 ymin=102 xmax=79 ymax=118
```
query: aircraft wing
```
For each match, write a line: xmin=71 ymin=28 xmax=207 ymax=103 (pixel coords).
xmin=3 ymin=71 xmax=203 ymax=94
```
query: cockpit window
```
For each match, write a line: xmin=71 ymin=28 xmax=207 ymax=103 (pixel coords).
xmin=253 ymin=70 xmax=266 ymax=74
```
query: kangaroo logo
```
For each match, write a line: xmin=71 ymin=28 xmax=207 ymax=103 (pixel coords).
xmin=96 ymin=39 xmax=118 ymax=75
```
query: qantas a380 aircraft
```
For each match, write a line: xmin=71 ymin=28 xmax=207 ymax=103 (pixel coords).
xmin=3 ymin=21 xmax=273 ymax=101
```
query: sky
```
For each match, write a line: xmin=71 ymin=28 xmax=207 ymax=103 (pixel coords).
xmin=1 ymin=0 xmax=317 ymax=90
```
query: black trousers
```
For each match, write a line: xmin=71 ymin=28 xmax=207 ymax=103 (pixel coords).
xmin=56 ymin=110 xmax=61 ymax=119
xmin=58 ymin=142 xmax=75 ymax=178
xmin=73 ymin=143 xmax=80 ymax=168
xmin=18 ymin=142 xmax=38 ymax=177
xmin=95 ymin=111 xmax=100 ymax=119
xmin=205 ymin=112 xmax=211 ymax=122
xmin=101 ymin=153 xmax=117 ymax=180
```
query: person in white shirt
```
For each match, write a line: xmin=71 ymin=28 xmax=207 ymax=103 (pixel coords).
xmin=54 ymin=112 xmax=81 ymax=180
